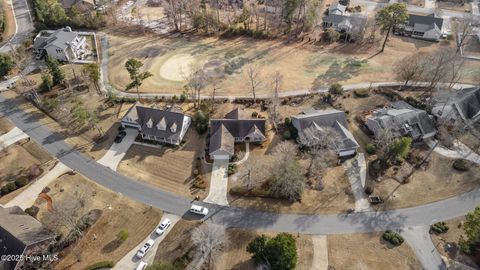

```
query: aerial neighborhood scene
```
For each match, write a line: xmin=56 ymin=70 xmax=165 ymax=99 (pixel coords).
xmin=1 ymin=0 xmax=480 ymax=269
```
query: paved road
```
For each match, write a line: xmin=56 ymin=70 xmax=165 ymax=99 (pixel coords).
xmin=2 ymin=92 xmax=480 ymax=235
xmin=0 ymin=0 xmax=34 ymax=53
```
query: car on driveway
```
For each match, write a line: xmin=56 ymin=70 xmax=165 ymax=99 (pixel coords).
xmin=114 ymin=131 xmax=127 ymax=143
xmin=135 ymin=239 xmax=155 ymax=259
xmin=155 ymin=218 xmax=171 ymax=235
xmin=135 ymin=261 xmax=148 ymax=270
xmin=190 ymin=204 xmax=209 ymax=216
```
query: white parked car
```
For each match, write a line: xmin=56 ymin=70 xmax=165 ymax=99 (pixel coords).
xmin=134 ymin=261 xmax=148 ymax=270
xmin=155 ymin=218 xmax=171 ymax=235
xmin=190 ymin=204 xmax=209 ymax=216
xmin=135 ymin=239 xmax=155 ymax=259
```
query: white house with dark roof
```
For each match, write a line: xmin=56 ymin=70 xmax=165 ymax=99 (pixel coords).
xmin=395 ymin=13 xmax=445 ymax=41
xmin=292 ymin=109 xmax=359 ymax=157
xmin=33 ymin=27 xmax=88 ymax=61
xmin=209 ymin=108 xmax=266 ymax=160
xmin=121 ymin=102 xmax=191 ymax=145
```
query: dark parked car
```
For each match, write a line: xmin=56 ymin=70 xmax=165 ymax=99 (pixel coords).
xmin=114 ymin=131 xmax=127 ymax=143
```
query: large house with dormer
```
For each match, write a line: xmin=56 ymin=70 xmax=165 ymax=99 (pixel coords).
xmin=208 ymin=108 xmax=266 ymax=160
xmin=121 ymin=102 xmax=191 ymax=145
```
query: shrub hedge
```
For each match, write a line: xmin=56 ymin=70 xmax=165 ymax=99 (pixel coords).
xmin=430 ymin=222 xmax=449 ymax=234
xmin=382 ymin=230 xmax=404 ymax=246
xmin=83 ymin=261 xmax=115 ymax=270
xmin=453 ymin=159 xmax=469 ymax=171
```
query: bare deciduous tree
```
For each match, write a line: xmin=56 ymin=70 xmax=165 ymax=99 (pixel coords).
xmin=268 ymin=71 xmax=282 ymax=131
xmin=394 ymin=53 xmax=426 ymax=88
xmin=186 ymin=65 xmax=208 ymax=108
xmin=455 ymin=15 xmax=479 ymax=54
xmin=238 ymin=155 xmax=270 ymax=190
xmin=420 ymin=48 xmax=457 ymax=91
xmin=43 ymin=190 xmax=87 ymax=238
xmin=245 ymin=64 xmax=263 ymax=104
xmin=189 ymin=223 xmax=228 ymax=270
xmin=269 ymin=141 xmax=305 ymax=201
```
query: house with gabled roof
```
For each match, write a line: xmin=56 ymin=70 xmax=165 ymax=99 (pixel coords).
xmin=395 ymin=13 xmax=444 ymax=41
xmin=33 ymin=27 xmax=88 ymax=61
xmin=0 ymin=206 xmax=55 ymax=270
xmin=292 ymin=108 xmax=359 ymax=157
xmin=432 ymin=87 xmax=480 ymax=126
xmin=121 ymin=102 xmax=191 ymax=146
xmin=366 ymin=101 xmax=437 ymax=141
xmin=209 ymin=108 xmax=266 ymax=160
xmin=329 ymin=3 xmax=347 ymax=15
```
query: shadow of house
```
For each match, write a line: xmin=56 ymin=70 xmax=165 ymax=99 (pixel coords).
xmin=0 ymin=206 xmax=55 ymax=270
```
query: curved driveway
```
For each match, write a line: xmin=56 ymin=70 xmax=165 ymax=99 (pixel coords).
xmin=1 ymin=93 xmax=480 ymax=235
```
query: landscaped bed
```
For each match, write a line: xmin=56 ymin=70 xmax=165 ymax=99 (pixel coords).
xmin=328 ymin=232 xmax=421 ymax=269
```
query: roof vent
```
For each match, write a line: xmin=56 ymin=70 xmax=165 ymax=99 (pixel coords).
xmin=65 ymin=26 xmax=72 ymax=32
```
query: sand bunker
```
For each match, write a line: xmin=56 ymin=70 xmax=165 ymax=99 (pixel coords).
xmin=159 ymin=54 xmax=195 ymax=82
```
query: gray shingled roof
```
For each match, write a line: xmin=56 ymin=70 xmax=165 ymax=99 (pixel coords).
xmin=209 ymin=108 xmax=266 ymax=156
xmin=0 ymin=206 xmax=55 ymax=270
xmin=209 ymin=124 xmax=234 ymax=156
xmin=293 ymin=109 xmax=359 ymax=150
xmin=136 ymin=106 xmax=186 ymax=141
xmin=34 ymin=28 xmax=79 ymax=51
xmin=408 ymin=13 xmax=443 ymax=31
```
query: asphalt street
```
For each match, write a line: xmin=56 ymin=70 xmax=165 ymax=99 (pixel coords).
xmin=1 ymin=93 xmax=480 ymax=235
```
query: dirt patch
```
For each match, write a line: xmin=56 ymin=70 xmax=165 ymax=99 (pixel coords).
xmin=154 ymin=220 xmax=314 ymax=269
xmin=34 ymin=174 xmax=162 ymax=270
xmin=373 ymin=153 xmax=480 ymax=210
xmin=328 ymin=232 xmax=421 ymax=270
xmin=430 ymin=217 xmax=479 ymax=268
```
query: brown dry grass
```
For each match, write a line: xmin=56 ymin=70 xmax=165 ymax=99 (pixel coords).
xmin=229 ymin=165 xmax=355 ymax=214
xmin=0 ymin=0 xmax=16 ymax=46
xmin=374 ymin=153 xmax=480 ymax=210
xmin=106 ymin=30 xmax=479 ymax=96
xmin=117 ymin=129 xmax=205 ymax=198
xmin=0 ymin=116 xmax=13 ymax=134
xmin=328 ymin=232 xmax=421 ymax=270
xmin=430 ymin=217 xmax=479 ymax=268
xmin=34 ymin=174 xmax=162 ymax=270
xmin=438 ymin=1 xmax=471 ymax=12
xmin=154 ymin=219 xmax=314 ymax=269
xmin=0 ymin=140 xmax=54 ymax=204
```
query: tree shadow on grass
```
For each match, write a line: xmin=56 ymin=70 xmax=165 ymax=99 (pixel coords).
xmin=312 ymin=58 xmax=369 ymax=90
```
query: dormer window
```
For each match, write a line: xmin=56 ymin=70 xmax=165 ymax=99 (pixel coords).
xmin=170 ymin=122 xmax=177 ymax=133
xmin=157 ymin=117 xmax=167 ymax=131
xmin=146 ymin=118 xmax=153 ymax=128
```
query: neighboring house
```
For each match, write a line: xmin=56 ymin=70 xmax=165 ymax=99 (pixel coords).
xmin=432 ymin=87 xmax=480 ymax=125
xmin=329 ymin=3 xmax=347 ymax=15
xmin=60 ymin=0 xmax=95 ymax=11
xmin=322 ymin=12 xmax=367 ymax=36
xmin=33 ymin=27 xmax=88 ymax=61
xmin=292 ymin=109 xmax=359 ymax=157
xmin=0 ymin=206 xmax=55 ymax=270
xmin=395 ymin=13 xmax=444 ymax=41
xmin=366 ymin=101 xmax=437 ymax=141
xmin=121 ymin=102 xmax=191 ymax=146
xmin=209 ymin=108 xmax=266 ymax=160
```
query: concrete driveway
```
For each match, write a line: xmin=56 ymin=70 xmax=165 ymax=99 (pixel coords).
xmin=343 ymin=154 xmax=371 ymax=212
xmin=6 ymin=162 xmax=70 ymax=209
xmin=0 ymin=127 xmax=28 ymax=149
xmin=97 ymin=128 xmax=137 ymax=171
xmin=401 ymin=226 xmax=447 ymax=270
xmin=113 ymin=213 xmax=180 ymax=270
xmin=204 ymin=158 xmax=229 ymax=206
